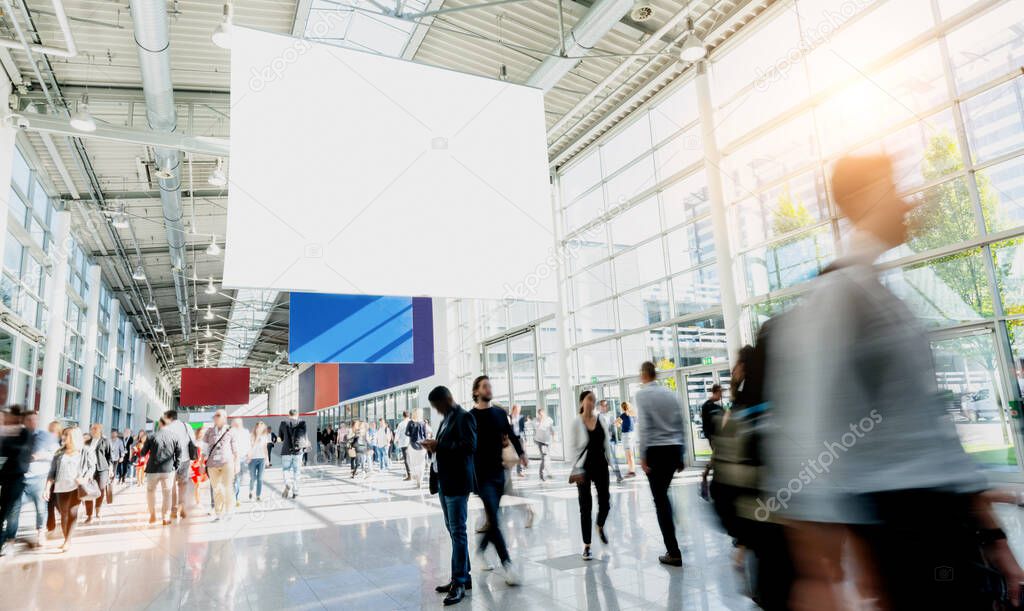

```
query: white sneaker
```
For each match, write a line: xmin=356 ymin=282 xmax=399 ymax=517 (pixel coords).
xmin=502 ymin=560 xmax=521 ymax=586
xmin=476 ymin=548 xmax=495 ymax=571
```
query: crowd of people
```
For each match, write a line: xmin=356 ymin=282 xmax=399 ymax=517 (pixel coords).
xmin=5 ymin=155 xmax=1024 ymax=607
xmin=0 ymin=407 xmax=310 ymax=557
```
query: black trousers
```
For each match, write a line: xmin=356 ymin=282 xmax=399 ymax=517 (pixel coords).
xmin=645 ymin=445 xmax=682 ymax=556
xmin=401 ymin=447 xmax=410 ymax=478
xmin=576 ymin=464 xmax=610 ymax=546
xmin=852 ymin=490 xmax=990 ymax=610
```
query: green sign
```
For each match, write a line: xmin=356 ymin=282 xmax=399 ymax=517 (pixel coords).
xmin=702 ymin=357 xmax=713 ymax=365
xmin=590 ymin=376 xmax=598 ymax=383
xmin=551 ymin=384 xmax=558 ymax=390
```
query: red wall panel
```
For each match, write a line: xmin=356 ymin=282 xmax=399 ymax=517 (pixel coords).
xmin=314 ymin=364 xmax=339 ymax=409
xmin=180 ymin=368 xmax=250 ymax=406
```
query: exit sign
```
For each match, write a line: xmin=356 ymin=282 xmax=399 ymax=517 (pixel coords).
xmin=591 ymin=376 xmax=598 ymax=383
xmin=702 ymin=357 xmax=713 ymax=365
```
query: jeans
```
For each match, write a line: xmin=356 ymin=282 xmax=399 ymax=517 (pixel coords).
xmin=19 ymin=476 xmax=46 ymax=532
xmin=645 ymin=445 xmax=683 ymax=556
xmin=0 ymin=476 xmax=26 ymax=547
xmin=172 ymin=463 xmax=190 ymax=516
xmin=608 ymin=440 xmax=623 ymax=479
xmin=146 ymin=472 xmax=174 ymax=519
xmin=281 ymin=454 xmax=301 ymax=494
xmin=248 ymin=458 xmax=265 ymax=498
xmin=536 ymin=442 xmax=549 ymax=479
xmin=439 ymin=488 xmax=471 ymax=586
xmin=234 ymin=460 xmax=248 ymax=501
xmin=476 ymin=472 xmax=510 ymax=564
xmin=576 ymin=464 xmax=611 ymax=545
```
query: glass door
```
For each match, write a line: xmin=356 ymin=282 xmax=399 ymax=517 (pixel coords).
xmin=484 ymin=328 xmax=551 ymax=458
xmin=682 ymin=368 xmax=732 ymax=465
xmin=931 ymin=327 xmax=1022 ymax=471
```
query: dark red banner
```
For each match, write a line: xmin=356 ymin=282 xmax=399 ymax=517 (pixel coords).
xmin=180 ymin=368 xmax=250 ymax=406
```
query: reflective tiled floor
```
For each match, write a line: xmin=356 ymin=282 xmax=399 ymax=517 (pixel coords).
xmin=0 ymin=460 xmax=755 ymax=610
xmin=8 ymin=461 xmax=1024 ymax=610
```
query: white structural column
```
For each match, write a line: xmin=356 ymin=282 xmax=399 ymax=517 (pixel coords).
xmin=695 ymin=61 xmax=741 ymax=364
xmin=550 ymin=174 xmax=576 ymax=457
xmin=79 ymin=264 xmax=102 ymax=426
xmin=103 ymin=299 xmax=120 ymax=429
xmin=38 ymin=210 xmax=71 ymax=423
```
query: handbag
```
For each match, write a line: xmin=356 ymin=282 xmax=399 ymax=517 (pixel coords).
xmin=105 ymin=482 xmax=114 ymax=504
xmin=501 ymin=434 xmax=519 ymax=469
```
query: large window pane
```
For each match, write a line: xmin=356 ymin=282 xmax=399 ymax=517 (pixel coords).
xmin=882 ymin=248 xmax=993 ymax=325
xmin=605 ymin=154 xmax=658 ymax=205
xmin=571 ymin=300 xmax=615 ymax=344
xmin=661 ymin=171 xmax=709 ymax=228
xmin=613 ymin=239 xmax=666 ymax=293
xmin=601 ymin=116 xmax=653 ymax=175
xmin=675 ymin=315 xmax=727 ymax=366
xmin=620 ymin=328 xmax=675 ymax=371
xmin=666 ymin=218 xmax=715 ymax=273
xmin=817 ymin=45 xmax=948 ymax=158
xmin=672 ymin=266 xmax=720 ymax=317
xmin=741 ymin=226 xmax=834 ymax=297
xmin=564 ymin=188 xmax=604 ymax=235
xmin=731 ymin=170 xmax=829 ymax=250
xmin=980 ymin=155 xmax=1024 ymax=232
xmin=562 ymin=151 xmax=602 ymax=203
xmin=653 ymin=126 xmax=703 ymax=180
xmin=571 ymin=261 xmax=613 ymax=307
xmin=882 ymin=176 xmax=979 ymax=262
xmin=991 ymin=238 xmax=1024 ymax=315
xmin=576 ymin=339 xmax=619 ymax=382
xmin=946 ymin=2 xmax=1024 ymax=94
xmin=962 ymin=77 xmax=1024 ymax=165
xmin=650 ymin=80 xmax=698 ymax=144
xmin=722 ymin=113 xmax=817 ymax=201
xmin=618 ymin=281 xmax=670 ymax=331
xmin=609 ymin=197 xmax=660 ymax=252
xmin=847 ymin=110 xmax=959 ymax=193
xmin=566 ymin=235 xmax=609 ymax=274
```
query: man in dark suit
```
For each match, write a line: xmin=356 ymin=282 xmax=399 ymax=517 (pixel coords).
xmin=421 ymin=386 xmax=476 ymax=606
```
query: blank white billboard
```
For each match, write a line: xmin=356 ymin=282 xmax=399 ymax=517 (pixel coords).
xmin=225 ymin=27 xmax=555 ymax=301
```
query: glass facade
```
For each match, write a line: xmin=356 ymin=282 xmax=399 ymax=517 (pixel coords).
xmin=551 ymin=0 xmax=1024 ymax=469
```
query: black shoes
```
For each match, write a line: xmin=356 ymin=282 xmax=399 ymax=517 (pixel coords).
xmin=597 ymin=525 xmax=608 ymax=545
xmin=435 ymin=578 xmax=472 ymax=593
xmin=443 ymin=584 xmax=466 ymax=606
xmin=659 ymin=553 xmax=683 ymax=567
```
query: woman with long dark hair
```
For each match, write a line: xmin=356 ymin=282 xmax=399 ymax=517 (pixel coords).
xmin=570 ymin=390 xmax=613 ymax=560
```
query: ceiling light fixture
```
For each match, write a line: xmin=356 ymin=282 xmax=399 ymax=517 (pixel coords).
xmin=206 ymin=236 xmax=221 ymax=256
xmin=132 ymin=263 xmax=146 ymax=281
xmin=205 ymin=325 xmax=213 ymax=338
xmin=205 ymin=304 xmax=214 ymax=321
xmin=208 ymin=158 xmax=228 ymax=187
xmin=153 ymin=323 xmax=165 ymax=334
xmin=679 ymin=19 xmax=707 ymax=62
xmin=111 ymin=201 xmax=130 ymax=229
xmin=70 ymin=95 xmax=96 ymax=132
xmin=146 ymin=299 xmax=158 ymax=312
xmin=205 ymin=277 xmax=218 ymax=295
xmin=212 ymin=2 xmax=234 ymax=49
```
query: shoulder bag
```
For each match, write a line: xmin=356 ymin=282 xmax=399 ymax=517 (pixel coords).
xmin=203 ymin=429 xmax=231 ymax=476
xmin=76 ymin=454 xmax=101 ymax=501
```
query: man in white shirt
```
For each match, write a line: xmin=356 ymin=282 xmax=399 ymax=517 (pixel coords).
xmin=395 ymin=412 xmax=411 ymax=480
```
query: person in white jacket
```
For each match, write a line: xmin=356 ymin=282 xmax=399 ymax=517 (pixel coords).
xmin=569 ymin=390 xmax=614 ymax=561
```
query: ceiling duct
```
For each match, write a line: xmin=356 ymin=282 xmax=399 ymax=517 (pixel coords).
xmin=129 ymin=0 xmax=191 ymax=340
xmin=526 ymin=0 xmax=635 ymax=92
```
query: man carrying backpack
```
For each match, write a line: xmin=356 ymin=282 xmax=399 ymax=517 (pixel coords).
xmin=278 ymin=410 xmax=307 ymax=499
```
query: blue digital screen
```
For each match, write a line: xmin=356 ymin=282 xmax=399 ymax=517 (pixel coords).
xmin=289 ymin=292 xmax=414 ymax=364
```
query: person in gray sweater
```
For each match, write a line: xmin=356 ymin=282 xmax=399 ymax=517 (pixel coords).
xmin=635 ymin=361 xmax=685 ymax=566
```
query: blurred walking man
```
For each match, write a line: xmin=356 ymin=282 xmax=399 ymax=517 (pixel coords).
xmin=769 ymin=155 xmax=1022 ymax=609
xmin=635 ymin=361 xmax=685 ymax=566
